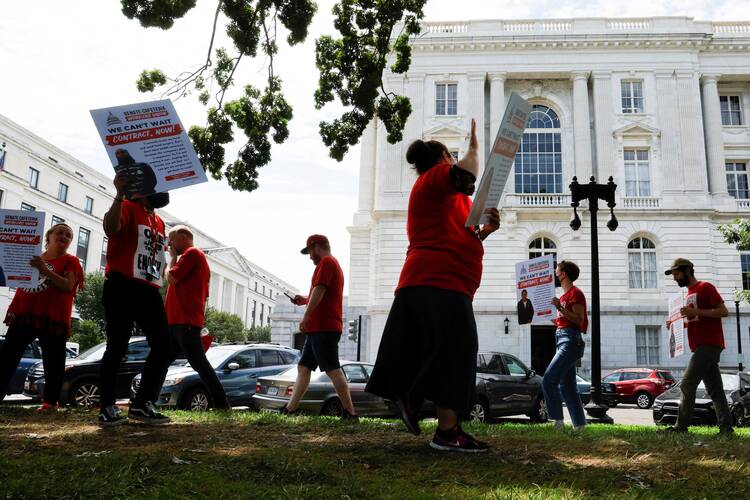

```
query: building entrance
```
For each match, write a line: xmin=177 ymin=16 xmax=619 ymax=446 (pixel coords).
xmin=530 ymin=325 xmax=557 ymax=375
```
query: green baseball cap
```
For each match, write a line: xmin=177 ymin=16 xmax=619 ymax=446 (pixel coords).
xmin=664 ymin=258 xmax=694 ymax=275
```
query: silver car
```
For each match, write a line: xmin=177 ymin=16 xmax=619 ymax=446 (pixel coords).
xmin=253 ymin=361 xmax=393 ymax=417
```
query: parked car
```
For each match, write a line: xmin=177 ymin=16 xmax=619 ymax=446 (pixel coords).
xmin=575 ymin=374 xmax=618 ymax=407
xmin=24 ymin=337 xmax=150 ymax=406
xmin=132 ymin=343 xmax=300 ymax=410
xmin=254 ymin=361 xmax=393 ymax=417
xmin=602 ymin=368 xmax=676 ymax=409
xmin=653 ymin=372 xmax=750 ymax=427
xmin=0 ymin=336 xmax=76 ymax=396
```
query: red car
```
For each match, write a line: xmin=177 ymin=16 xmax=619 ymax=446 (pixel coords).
xmin=602 ymin=368 xmax=676 ymax=409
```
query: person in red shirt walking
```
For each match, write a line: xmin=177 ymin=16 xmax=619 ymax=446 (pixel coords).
xmin=366 ymin=119 xmax=501 ymax=452
xmin=163 ymin=225 xmax=229 ymax=410
xmin=543 ymin=261 xmax=588 ymax=430
xmin=0 ymin=223 xmax=83 ymax=411
xmin=98 ymin=173 xmax=172 ymax=426
xmin=664 ymin=258 xmax=733 ymax=435
xmin=281 ymin=235 xmax=357 ymax=420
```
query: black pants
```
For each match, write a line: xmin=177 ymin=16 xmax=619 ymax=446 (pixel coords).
xmin=0 ymin=324 xmax=67 ymax=404
xmin=99 ymin=273 xmax=170 ymax=408
xmin=677 ymin=344 xmax=733 ymax=431
xmin=167 ymin=325 xmax=230 ymax=409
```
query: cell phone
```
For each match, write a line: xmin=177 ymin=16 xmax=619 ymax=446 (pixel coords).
xmin=284 ymin=291 xmax=296 ymax=301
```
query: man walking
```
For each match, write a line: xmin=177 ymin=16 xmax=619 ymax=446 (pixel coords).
xmin=664 ymin=258 xmax=733 ymax=436
xmin=282 ymin=235 xmax=357 ymax=420
xmin=164 ymin=225 xmax=230 ymax=410
xmin=98 ymin=173 xmax=172 ymax=425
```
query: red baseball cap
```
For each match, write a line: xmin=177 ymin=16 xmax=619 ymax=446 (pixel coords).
xmin=301 ymin=234 xmax=329 ymax=254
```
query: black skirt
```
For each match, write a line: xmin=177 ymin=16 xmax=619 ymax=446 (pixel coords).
xmin=365 ymin=286 xmax=478 ymax=416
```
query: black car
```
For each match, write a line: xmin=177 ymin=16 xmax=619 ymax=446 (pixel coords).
xmin=576 ymin=374 xmax=618 ymax=407
xmin=653 ymin=372 xmax=750 ymax=427
xmin=24 ymin=337 xmax=151 ymax=407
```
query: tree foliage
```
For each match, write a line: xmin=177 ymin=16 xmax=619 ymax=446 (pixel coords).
xmin=70 ymin=320 xmax=106 ymax=352
xmin=73 ymin=272 xmax=107 ymax=331
xmin=719 ymin=218 xmax=750 ymax=302
xmin=246 ymin=325 xmax=272 ymax=343
xmin=120 ymin=0 xmax=424 ymax=192
xmin=204 ymin=307 xmax=247 ymax=343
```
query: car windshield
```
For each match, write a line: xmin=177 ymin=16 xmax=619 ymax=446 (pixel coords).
xmin=698 ymin=374 xmax=739 ymax=391
xmin=77 ymin=343 xmax=107 ymax=361
xmin=202 ymin=348 xmax=238 ymax=369
xmin=576 ymin=374 xmax=590 ymax=383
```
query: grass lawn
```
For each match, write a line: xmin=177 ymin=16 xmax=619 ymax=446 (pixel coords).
xmin=0 ymin=406 xmax=748 ymax=499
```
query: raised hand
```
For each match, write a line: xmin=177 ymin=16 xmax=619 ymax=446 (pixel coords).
xmin=457 ymin=119 xmax=479 ymax=177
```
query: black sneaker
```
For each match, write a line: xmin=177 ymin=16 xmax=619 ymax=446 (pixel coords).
xmin=128 ymin=401 xmax=171 ymax=425
xmin=395 ymin=398 xmax=421 ymax=436
xmin=719 ymin=427 xmax=735 ymax=437
xmin=279 ymin=405 xmax=298 ymax=416
xmin=430 ymin=426 xmax=489 ymax=453
xmin=98 ymin=405 xmax=127 ymax=427
xmin=660 ymin=426 xmax=687 ymax=434
xmin=341 ymin=409 xmax=359 ymax=422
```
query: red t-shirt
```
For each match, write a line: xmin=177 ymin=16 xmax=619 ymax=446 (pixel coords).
xmin=305 ymin=255 xmax=344 ymax=333
xmin=685 ymin=281 xmax=725 ymax=351
xmin=396 ymin=162 xmax=484 ymax=298
xmin=165 ymin=247 xmax=210 ymax=328
xmin=104 ymin=200 xmax=167 ymax=288
xmin=4 ymin=254 xmax=84 ymax=337
xmin=555 ymin=286 xmax=588 ymax=333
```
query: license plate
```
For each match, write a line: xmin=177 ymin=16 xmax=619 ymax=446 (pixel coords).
xmin=24 ymin=381 xmax=30 ymax=391
xmin=267 ymin=387 xmax=278 ymax=396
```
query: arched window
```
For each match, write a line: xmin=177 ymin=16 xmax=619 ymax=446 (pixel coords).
xmin=628 ymin=237 xmax=657 ymax=289
xmin=529 ymin=237 xmax=558 ymax=268
xmin=515 ymin=105 xmax=562 ymax=194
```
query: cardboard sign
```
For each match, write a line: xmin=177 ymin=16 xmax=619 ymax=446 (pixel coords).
xmin=0 ymin=209 xmax=45 ymax=288
xmin=668 ymin=291 xmax=686 ymax=358
xmin=515 ymin=255 xmax=555 ymax=324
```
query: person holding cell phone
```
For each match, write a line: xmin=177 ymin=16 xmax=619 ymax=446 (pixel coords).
xmin=97 ymin=172 xmax=172 ymax=426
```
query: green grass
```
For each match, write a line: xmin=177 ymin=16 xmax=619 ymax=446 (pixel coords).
xmin=1 ymin=406 xmax=748 ymax=499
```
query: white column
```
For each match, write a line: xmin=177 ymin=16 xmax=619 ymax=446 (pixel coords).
xmin=356 ymin=119 xmax=377 ymax=214
xmin=468 ymin=72 xmax=486 ymax=166
xmin=402 ymin=73 xmax=426 ymax=189
xmin=655 ymin=71 xmax=684 ymax=194
xmin=489 ymin=72 xmax=507 ymax=151
xmin=571 ymin=71 xmax=593 ymax=181
xmin=592 ymin=71 xmax=614 ymax=182
xmin=700 ymin=74 xmax=729 ymax=196
xmin=676 ymin=71 xmax=708 ymax=193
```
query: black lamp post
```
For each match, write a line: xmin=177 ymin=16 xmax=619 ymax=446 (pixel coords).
xmin=735 ymin=299 xmax=744 ymax=372
xmin=504 ymin=317 xmax=510 ymax=334
xmin=569 ymin=176 xmax=618 ymax=423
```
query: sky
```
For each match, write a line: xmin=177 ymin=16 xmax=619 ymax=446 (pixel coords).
xmin=0 ymin=0 xmax=745 ymax=293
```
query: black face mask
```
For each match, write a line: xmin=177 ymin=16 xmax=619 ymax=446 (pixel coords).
xmin=554 ymin=275 xmax=561 ymax=288
xmin=146 ymin=192 xmax=170 ymax=208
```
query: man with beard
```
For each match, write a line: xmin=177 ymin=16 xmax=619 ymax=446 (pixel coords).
xmin=114 ymin=148 xmax=157 ymax=197
xmin=664 ymin=258 xmax=733 ymax=436
xmin=281 ymin=235 xmax=357 ymax=420
xmin=98 ymin=172 xmax=172 ymax=426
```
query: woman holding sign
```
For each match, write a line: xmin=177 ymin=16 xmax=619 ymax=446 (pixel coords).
xmin=0 ymin=223 xmax=83 ymax=411
xmin=366 ymin=119 xmax=501 ymax=453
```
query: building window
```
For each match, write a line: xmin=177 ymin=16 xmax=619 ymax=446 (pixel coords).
xmin=628 ymin=237 xmax=657 ymax=289
xmin=58 ymin=183 xmax=69 ymax=203
xmin=262 ymin=285 xmax=265 ymax=296
xmin=101 ymin=237 xmax=108 ymax=271
xmin=726 ymin=162 xmax=749 ymax=200
xmin=84 ymin=196 xmax=94 ymax=215
xmin=51 ymin=215 xmax=65 ymax=226
xmin=254 ymin=281 xmax=258 ymax=292
xmin=636 ymin=326 xmax=660 ymax=365
xmin=742 ymin=253 xmax=750 ymax=291
xmin=20 ymin=202 xmax=35 ymax=211
xmin=435 ymin=83 xmax=458 ymax=116
xmin=77 ymin=228 xmax=90 ymax=270
xmin=28 ymin=167 xmax=40 ymax=188
xmin=260 ymin=303 xmax=265 ymax=325
xmin=720 ymin=95 xmax=743 ymax=126
xmin=0 ymin=189 xmax=4 ymax=207
xmin=624 ymin=149 xmax=651 ymax=197
xmin=529 ymin=237 xmax=558 ymax=270
xmin=621 ymin=81 xmax=644 ymax=114
xmin=252 ymin=300 xmax=257 ymax=328
xmin=515 ymin=105 xmax=562 ymax=194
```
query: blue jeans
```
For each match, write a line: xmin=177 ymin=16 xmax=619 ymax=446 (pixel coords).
xmin=542 ymin=328 xmax=586 ymax=427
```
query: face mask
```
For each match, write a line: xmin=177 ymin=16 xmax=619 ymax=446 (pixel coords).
xmin=554 ymin=274 xmax=561 ymax=288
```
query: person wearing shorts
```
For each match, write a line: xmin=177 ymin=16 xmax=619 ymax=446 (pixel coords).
xmin=281 ymin=235 xmax=357 ymax=420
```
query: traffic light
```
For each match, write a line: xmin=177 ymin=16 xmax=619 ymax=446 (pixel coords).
xmin=348 ymin=318 xmax=359 ymax=342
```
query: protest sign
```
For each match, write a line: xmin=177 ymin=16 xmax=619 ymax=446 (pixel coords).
xmin=515 ymin=255 xmax=555 ymax=324
xmin=668 ymin=291 xmax=686 ymax=358
xmin=466 ymin=92 xmax=531 ymax=227
xmin=90 ymin=99 xmax=207 ymax=197
xmin=0 ymin=209 xmax=45 ymax=288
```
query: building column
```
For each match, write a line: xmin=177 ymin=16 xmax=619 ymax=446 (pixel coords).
xmin=571 ymin=71 xmax=593 ymax=181
xmin=655 ymin=71 xmax=684 ymax=195
xmin=489 ymin=72 xmax=507 ymax=151
xmin=591 ymin=71 xmax=614 ymax=181
xmin=356 ymin=118 xmax=377 ymax=215
xmin=468 ymin=72 xmax=486 ymax=166
xmin=402 ymin=73 xmax=426 ymax=189
xmin=700 ymin=74 xmax=729 ymax=196
xmin=676 ymin=71 xmax=708 ymax=193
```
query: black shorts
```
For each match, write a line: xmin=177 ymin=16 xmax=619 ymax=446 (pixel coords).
xmin=298 ymin=332 xmax=341 ymax=372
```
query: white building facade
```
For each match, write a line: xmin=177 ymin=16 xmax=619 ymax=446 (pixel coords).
xmin=0 ymin=113 xmax=295 ymax=331
xmin=349 ymin=17 xmax=750 ymax=376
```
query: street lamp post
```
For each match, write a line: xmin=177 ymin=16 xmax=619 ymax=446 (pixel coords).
xmin=569 ymin=176 xmax=618 ymax=424
xmin=735 ymin=300 xmax=744 ymax=372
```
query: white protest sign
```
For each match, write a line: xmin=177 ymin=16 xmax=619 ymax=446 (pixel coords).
xmin=90 ymin=99 xmax=207 ymax=197
xmin=0 ymin=209 xmax=45 ymax=289
xmin=668 ymin=291 xmax=686 ymax=358
xmin=466 ymin=92 xmax=531 ymax=227
xmin=515 ymin=254 xmax=556 ymax=324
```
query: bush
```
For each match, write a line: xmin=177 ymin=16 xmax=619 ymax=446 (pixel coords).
xmin=69 ymin=319 xmax=105 ymax=352
xmin=73 ymin=272 xmax=107 ymax=331
xmin=246 ymin=325 xmax=271 ymax=343
xmin=204 ymin=307 xmax=246 ymax=343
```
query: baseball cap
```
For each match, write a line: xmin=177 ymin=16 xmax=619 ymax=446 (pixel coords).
xmin=301 ymin=234 xmax=329 ymax=254
xmin=664 ymin=258 xmax=694 ymax=275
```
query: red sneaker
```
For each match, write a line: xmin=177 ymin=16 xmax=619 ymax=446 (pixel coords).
xmin=35 ymin=402 xmax=61 ymax=413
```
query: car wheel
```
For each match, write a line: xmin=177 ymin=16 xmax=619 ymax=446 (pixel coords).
xmin=70 ymin=380 xmax=100 ymax=408
xmin=529 ymin=397 xmax=548 ymax=423
xmin=730 ymin=404 xmax=745 ymax=427
xmin=321 ymin=398 xmax=343 ymax=417
xmin=470 ymin=399 xmax=489 ymax=423
xmin=181 ymin=388 xmax=210 ymax=411
xmin=635 ymin=392 xmax=653 ymax=409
